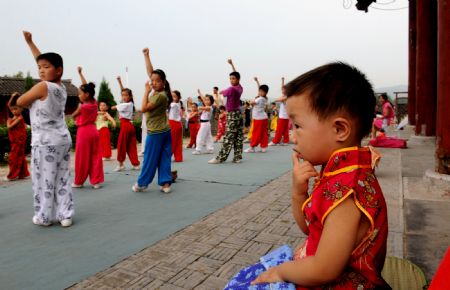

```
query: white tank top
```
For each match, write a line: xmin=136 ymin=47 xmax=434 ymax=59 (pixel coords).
xmin=252 ymin=96 xmax=268 ymax=120
xmin=169 ymin=102 xmax=182 ymax=121
xmin=29 ymin=81 xmax=71 ymax=146
xmin=279 ymin=101 xmax=288 ymax=119
xmin=200 ymin=109 xmax=211 ymax=121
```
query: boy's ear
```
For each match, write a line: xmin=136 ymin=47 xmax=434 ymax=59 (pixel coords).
xmin=332 ymin=117 xmax=351 ymax=142
xmin=56 ymin=67 xmax=63 ymax=77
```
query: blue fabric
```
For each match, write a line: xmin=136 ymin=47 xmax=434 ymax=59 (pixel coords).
xmin=224 ymin=245 xmax=296 ymax=290
xmin=137 ymin=130 xmax=172 ymax=187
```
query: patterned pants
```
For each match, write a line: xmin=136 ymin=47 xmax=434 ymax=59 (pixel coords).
xmin=31 ymin=144 xmax=74 ymax=224
xmin=216 ymin=111 xmax=243 ymax=162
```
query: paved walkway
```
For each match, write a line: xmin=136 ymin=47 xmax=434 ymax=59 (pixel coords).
xmin=68 ymin=147 xmax=405 ymax=290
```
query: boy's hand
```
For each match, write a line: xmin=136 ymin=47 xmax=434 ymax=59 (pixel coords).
xmin=197 ymin=89 xmax=201 ymax=95
xmin=23 ymin=31 xmax=32 ymax=43
xmin=77 ymin=66 xmax=82 ymax=74
xmin=142 ymin=48 xmax=149 ymax=55
xmin=117 ymin=76 xmax=121 ymax=81
xmin=251 ymin=267 xmax=284 ymax=285
xmin=227 ymin=59 xmax=233 ymax=65
xmin=254 ymin=77 xmax=258 ymax=82
xmin=292 ymin=152 xmax=318 ymax=198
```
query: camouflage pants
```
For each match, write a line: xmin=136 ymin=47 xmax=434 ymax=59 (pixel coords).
xmin=216 ymin=111 xmax=243 ymax=162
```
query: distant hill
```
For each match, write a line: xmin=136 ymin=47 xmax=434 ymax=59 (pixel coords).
xmin=375 ymin=85 xmax=408 ymax=99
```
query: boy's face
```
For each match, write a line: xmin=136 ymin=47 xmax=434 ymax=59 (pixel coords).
xmin=99 ymin=102 xmax=108 ymax=111
xmin=213 ymin=88 xmax=218 ymax=94
xmin=229 ymin=75 xmax=239 ymax=86
xmin=37 ymin=59 xmax=62 ymax=82
xmin=10 ymin=106 xmax=23 ymax=116
xmin=258 ymin=89 xmax=267 ymax=97
xmin=287 ymin=94 xmax=337 ymax=166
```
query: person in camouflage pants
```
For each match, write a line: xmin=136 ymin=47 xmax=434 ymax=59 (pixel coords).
xmin=216 ymin=110 xmax=244 ymax=162
xmin=209 ymin=59 xmax=244 ymax=164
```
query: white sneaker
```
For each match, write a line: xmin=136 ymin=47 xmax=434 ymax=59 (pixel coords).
xmin=3 ymin=176 xmax=18 ymax=182
xmin=92 ymin=184 xmax=101 ymax=189
xmin=114 ymin=165 xmax=125 ymax=172
xmin=32 ymin=216 xmax=51 ymax=226
xmin=71 ymin=183 xmax=83 ymax=188
xmin=261 ymin=148 xmax=267 ymax=153
xmin=280 ymin=143 xmax=288 ymax=146
xmin=60 ymin=218 xmax=73 ymax=227
xmin=161 ymin=186 xmax=171 ymax=194
xmin=244 ymin=147 xmax=256 ymax=153
xmin=208 ymin=158 xmax=221 ymax=164
xmin=268 ymin=142 xmax=277 ymax=146
xmin=132 ymin=183 xmax=147 ymax=192
xmin=132 ymin=165 xmax=141 ymax=170
xmin=192 ymin=150 xmax=201 ymax=155
xmin=206 ymin=149 xmax=214 ymax=154
xmin=102 ymin=157 xmax=111 ymax=161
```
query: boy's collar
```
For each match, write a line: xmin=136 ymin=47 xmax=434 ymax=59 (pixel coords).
xmin=321 ymin=146 xmax=372 ymax=178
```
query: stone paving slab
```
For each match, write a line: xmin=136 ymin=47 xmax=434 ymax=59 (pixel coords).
xmin=69 ymin=153 xmax=404 ymax=290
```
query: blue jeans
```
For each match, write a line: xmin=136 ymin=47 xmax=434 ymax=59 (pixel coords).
xmin=137 ymin=130 xmax=172 ymax=187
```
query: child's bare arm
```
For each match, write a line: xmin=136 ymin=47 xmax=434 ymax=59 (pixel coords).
xmin=143 ymin=48 xmax=154 ymax=79
xmin=16 ymin=82 xmax=47 ymax=107
xmin=72 ymin=104 xmax=82 ymax=119
xmin=197 ymin=89 xmax=207 ymax=104
xmin=274 ymin=95 xmax=287 ymax=102
xmin=77 ymin=66 xmax=88 ymax=85
xmin=7 ymin=115 xmax=23 ymax=129
xmin=106 ymin=112 xmax=116 ymax=127
xmin=142 ymin=81 xmax=157 ymax=112
xmin=23 ymin=31 xmax=41 ymax=59
xmin=291 ymin=153 xmax=318 ymax=234
xmin=227 ymin=59 xmax=237 ymax=72
xmin=254 ymin=77 xmax=261 ymax=90
xmin=253 ymin=197 xmax=362 ymax=286
xmin=117 ymin=76 xmax=125 ymax=91
xmin=281 ymin=77 xmax=285 ymax=89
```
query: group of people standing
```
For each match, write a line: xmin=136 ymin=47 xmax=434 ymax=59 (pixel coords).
xmin=4 ymin=31 xmax=293 ymax=228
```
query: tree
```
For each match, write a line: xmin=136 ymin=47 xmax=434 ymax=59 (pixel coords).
xmin=13 ymin=71 xmax=24 ymax=78
xmin=97 ymin=78 xmax=117 ymax=115
xmin=24 ymin=72 xmax=34 ymax=92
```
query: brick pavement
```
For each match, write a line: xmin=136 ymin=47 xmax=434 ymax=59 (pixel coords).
xmin=68 ymin=172 xmax=305 ymax=290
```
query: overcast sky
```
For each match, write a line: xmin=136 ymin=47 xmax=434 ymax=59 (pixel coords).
xmin=1 ymin=0 xmax=408 ymax=103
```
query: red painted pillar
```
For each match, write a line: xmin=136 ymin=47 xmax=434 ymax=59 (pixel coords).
xmin=415 ymin=0 xmax=437 ymax=136
xmin=437 ymin=0 xmax=450 ymax=174
xmin=408 ymin=0 xmax=416 ymax=126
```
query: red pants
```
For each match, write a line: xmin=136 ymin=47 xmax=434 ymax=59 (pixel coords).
xmin=250 ymin=119 xmax=269 ymax=148
xmin=75 ymin=124 xmax=104 ymax=185
xmin=169 ymin=120 xmax=183 ymax=162
xmin=98 ymin=127 xmax=112 ymax=158
xmin=7 ymin=141 xmax=29 ymax=180
xmin=117 ymin=119 xmax=140 ymax=166
xmin=216 ymin=120 xmax=226 ymax=141
xmin=272 ymin=118 xmax=289 ymax=144
xmin=188 ymin=123 xmax=199 ymax=148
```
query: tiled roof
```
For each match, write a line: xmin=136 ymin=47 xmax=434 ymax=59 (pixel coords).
xmin=0 ymin=77 xmax=78 ymax=97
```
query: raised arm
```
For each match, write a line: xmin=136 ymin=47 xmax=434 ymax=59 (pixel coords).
xmin=71 ymin=103 xmax=82 ymax=119
xmin=77 ymin=66 xmax=87 ymax=85
xmin=23 ymin=31 xmax=41 ymax=60
xmin=117 ymin=76 xmax=125 ymax=91
xmin=197 ymin=89 xmax=211 ymax=111
xmin=254 ymin=77 xmax=261 ymax=90
xmin=142 ymin=48 xmax=154 ymax=79
xmin=227 ymin=59 xmax=237 ymax=72
xmin=281 ymin=77 xmax=285 ymax=89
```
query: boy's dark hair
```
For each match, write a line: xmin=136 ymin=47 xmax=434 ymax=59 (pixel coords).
xmin=259 ymin=84 xmax=269 ymax=94
xmin=36 ymin=52 xmax=63 ymax=68
xmin=219 ymin=105 xmax=226 ymax=111
xmin=271 ymin=102 xmax=276 ymax=106
xmin=192 ymin=102 xmax=198 ymax=108
xmin=80 ymin=82 xmax=96 ymax=100
xmin=285 ymin=62 xmax=376 ymax=140
xmin=229 ymin=71 xmax=240 ymax=80
xmin=213 ymin=86 xmax=219 ymax=91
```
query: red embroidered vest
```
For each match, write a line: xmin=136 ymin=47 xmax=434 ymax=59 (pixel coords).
xmin=295 ymin=147 xmax=390 ymax=289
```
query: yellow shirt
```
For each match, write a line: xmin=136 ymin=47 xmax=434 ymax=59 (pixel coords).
xmin=96 ymin=113 xmax=110 ymax=130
